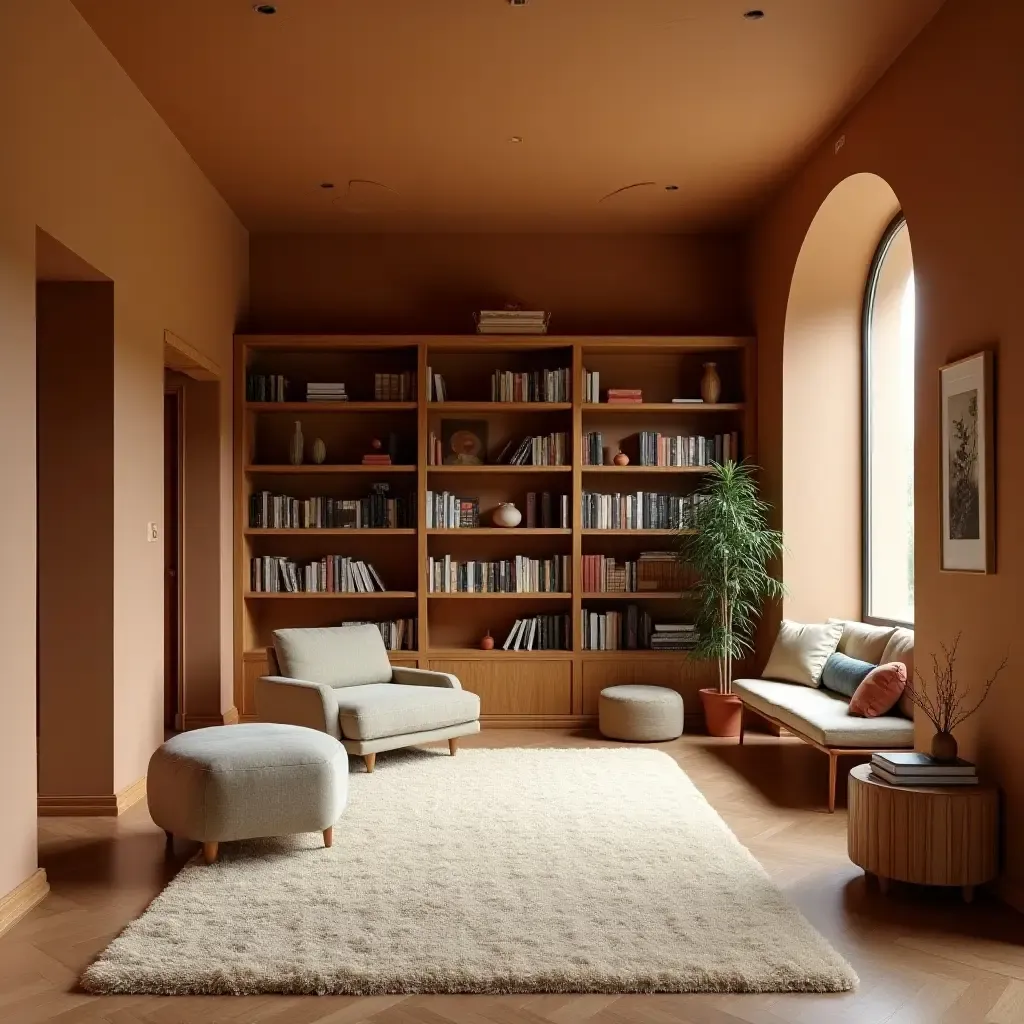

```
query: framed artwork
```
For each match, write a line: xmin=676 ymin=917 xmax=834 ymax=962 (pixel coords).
xmin=441 ymin=420 xmax=489 ymax=465
xmin=939 ymin=351 xmax=995 ymax=573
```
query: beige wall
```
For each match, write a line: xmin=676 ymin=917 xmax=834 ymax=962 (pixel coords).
xmin=248 ymin=233 xmax=750 ymax=335
xmin=751 ymin=0 xmax=1024 ymax=908
xmin=0 ymin=2 xmax=247 ymax=900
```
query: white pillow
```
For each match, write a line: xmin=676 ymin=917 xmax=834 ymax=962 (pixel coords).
xmin=828 ymin=618 xmax=896 ymax=665
xmin=763 ymin=620 xmax=844 ymax=688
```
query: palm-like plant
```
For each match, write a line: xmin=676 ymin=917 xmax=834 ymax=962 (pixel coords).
xmin=676 ymin=460 xmax=784 ymax=695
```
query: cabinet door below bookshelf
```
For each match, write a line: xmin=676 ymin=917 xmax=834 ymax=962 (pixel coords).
xmin=428 ymin=660 xmax=571 ymax=717
xmin=580 ymin=657 xmax=716 ymax=717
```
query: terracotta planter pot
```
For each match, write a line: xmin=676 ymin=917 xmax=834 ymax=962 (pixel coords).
xmin=700 ymin=687 xmax=743 ymax=738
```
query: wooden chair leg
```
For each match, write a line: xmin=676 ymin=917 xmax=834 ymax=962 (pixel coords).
xmin=448 ymin=738 xmax=458 ymax=756
xmin=323 ymin=826 xmax=333 ymax=849
xmin=202 ymin=841 xmax=219 ymax=865
xmin=827 ymin=751 xmax=838 ymax=813
xmin=363 ymin=753 xmax=376 ymax=773
xmin=738 ymin=706 xmax=745 ymax=745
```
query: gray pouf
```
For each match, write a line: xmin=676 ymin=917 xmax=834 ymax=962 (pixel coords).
xmin=147 ymin=723 xmax=348 ymax=863
xmin=598 ymin=685 xmax=685 ymax=742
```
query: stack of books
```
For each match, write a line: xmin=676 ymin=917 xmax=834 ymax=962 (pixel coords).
xmin=475 ymin=310 xmax=549 ymax=335
xmin=306 ymin=382 xmax=347 ymax=403
xmin=649 ymin=623 xmax=698 ymax=651
xmin=374 ymin=372 xmax=415 ymax=401
xmin=606 ymin=388 xmax=642 ymax=405
xmin=361 ymin=446 xmax=392 ymax=466
xmin=870 ymin=752 xmax=979 ymax=786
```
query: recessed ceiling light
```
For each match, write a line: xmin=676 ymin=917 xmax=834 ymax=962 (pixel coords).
xmin=253 ymin=3 xmax=277 ymax=14
xmin=507 ymin=0 xmax=529 ymax=6
xmin=509 ymin=136 xmax=523 ymax=144
xmin=664 ymin=185 xmax=679 ymax=191
xmin=743 ymin=9 xmax=765 ymax=20
xmin=319 ymin=182 xmax=335 ymax=189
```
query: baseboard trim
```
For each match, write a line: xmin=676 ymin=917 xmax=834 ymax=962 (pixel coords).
xmin=0 ymin=869 xmax=49 ymax=937
xmin=181 ymin=706 xmax=239 ymax=730
xmin=39 ymin=775 xmax=147 ymax=817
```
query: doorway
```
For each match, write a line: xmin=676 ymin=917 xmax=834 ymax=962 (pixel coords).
xmin=164 ymin=386 xmax=184 ymax=732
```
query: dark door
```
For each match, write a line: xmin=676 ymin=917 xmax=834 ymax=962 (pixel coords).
xmin=164 ymin=389 xmax=183 ymax=731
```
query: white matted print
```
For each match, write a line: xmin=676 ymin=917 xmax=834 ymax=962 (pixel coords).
xmin=940 ymin=351 xmax=994 ymax=573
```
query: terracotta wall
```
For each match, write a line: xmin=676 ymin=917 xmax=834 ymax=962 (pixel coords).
xmin=0 ymin=2 xmax=247 ymax=902
xmin=751 ymin=0 xmax=1024 ymax=909
xmin=248 ymin=233 xmax=750 ymax=335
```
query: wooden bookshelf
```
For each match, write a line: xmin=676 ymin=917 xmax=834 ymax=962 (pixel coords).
xmin=234 ymin=334 xmax=755 ymax=726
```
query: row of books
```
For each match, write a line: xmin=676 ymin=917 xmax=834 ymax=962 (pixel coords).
xmin=583 ymin=606 xmax=654 ymax=650
xmin=360 ymin=619 xmax=417 ymax=652
xmin=649 ymin=624 xmax=698 ymax=651
xmin=306 ymin=382 xmax=347 ymax=403
xmin=250 ymin=556 xmax=386 ymax=594
xmin=634 ymin=431 xmax=741 ymax=467
xmin=249 ymin=486 xmax=415 ymax=530
xmin=497 ymin=433 xmax=569 ymax=466
xmin=374 ymin=372 xmax=416 ymax=402
xmin=502 ymin=614 xmax=569 ymax=650
xmin=581 ymin=491 xmax=709 ymax=530
xmin=870 ymin=752 xmax=979 ymax=787
xmin=246 ymin=374 xmax=288 ymax=403
xmin=426 ymin=492 xmax=480 ymax=529
xmin=581 ymin=552 xmax=686 ymax=593
xmin=427 ymin=369 xmax=448 ymax=401
xmin=525 ymin=491 xmax=569 ymax=529
xmin=490 ymin=368 xmax=571 ymax=403
xmin=427 ymin=555 xmax=570 ymax=594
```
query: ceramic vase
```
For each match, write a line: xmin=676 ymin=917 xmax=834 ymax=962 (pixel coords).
xmin=700 ymin=362 xmax=722 ymax=404
xmin=492 ymin=502 xmax=522 ymax=528
xmin=311 ymin=438 xmax=327 ymax=465
xmin=931 ymin=730 xmax=958 ymax=761
xmin=613 ymin=451 xmax=629 ymax=466
xmin=289 ymin=421 xmax=304 ymax=466
xmin=479 ymin=631 xmax=494 ymax=651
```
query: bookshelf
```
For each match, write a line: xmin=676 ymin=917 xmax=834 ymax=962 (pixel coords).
xmin=235 ymin=335 xmax=754 ymax=726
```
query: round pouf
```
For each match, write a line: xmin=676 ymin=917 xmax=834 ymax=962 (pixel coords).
xmin=147 ymin=723 xmax=348 ymax=863
xmin=598 ymin=685 xmax=684 ymax=742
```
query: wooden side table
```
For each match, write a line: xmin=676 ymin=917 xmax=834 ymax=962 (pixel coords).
xmin=847 ymin=763 xmax=998 ymax=902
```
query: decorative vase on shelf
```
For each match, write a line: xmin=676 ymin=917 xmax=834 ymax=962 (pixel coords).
xmin=479 ymin=631 xmax=494 ymax=651
xmin=613 ymin=451 xmax=629 ymax=466
xmin=492 ymin=503 xmax=522 ymax=528
xmin=931 ymin=731 xmax=959 ymax=762
xmin=311 ymin=438 xmax=327 ymax=465
xmin=289 ymin=421 xmax=304 ymax=466
xmin=700 ymin=362 xmax=722 ymax=404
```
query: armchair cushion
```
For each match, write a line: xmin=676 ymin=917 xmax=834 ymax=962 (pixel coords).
xmin=273 ymin=624 xmax=391 ymax=688
xmin=335 ymin=683 xmax=481 ymax=742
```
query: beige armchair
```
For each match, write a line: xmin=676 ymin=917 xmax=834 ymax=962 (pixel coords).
xmin=256 ymin=624 xmax=480 ymax=772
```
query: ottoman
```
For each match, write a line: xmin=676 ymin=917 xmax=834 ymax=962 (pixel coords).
xmin=148 ymin=723 xmax=347 ymax=864
xmin=599 ymin=685 xmax=684 ymax=742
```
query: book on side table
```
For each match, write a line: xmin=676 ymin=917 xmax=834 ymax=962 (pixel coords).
xmin=870 ymin=752 xmax=978 ymax=786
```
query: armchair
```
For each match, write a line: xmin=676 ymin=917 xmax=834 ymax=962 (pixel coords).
xmin=256 ymin=624 xmax=481 ymax=772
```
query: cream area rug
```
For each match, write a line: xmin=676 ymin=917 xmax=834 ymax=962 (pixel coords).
xmin=82 ymin=748 xmax=856 ymax=995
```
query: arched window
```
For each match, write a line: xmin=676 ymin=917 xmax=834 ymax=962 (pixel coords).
xmin=863 ymin=213 xmax=914 ymax=625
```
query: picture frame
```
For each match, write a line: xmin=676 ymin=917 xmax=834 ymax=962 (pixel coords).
xmin=939 ymin=350 xmax=995 ymax=573
xmin=441 ymin=419 xmax=489 ymax=466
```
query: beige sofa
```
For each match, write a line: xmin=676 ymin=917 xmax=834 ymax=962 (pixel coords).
xmin=734 ymin=620 xmax=915 ymax=812
xmin=256 ymin=624 xmax=481 ymax=772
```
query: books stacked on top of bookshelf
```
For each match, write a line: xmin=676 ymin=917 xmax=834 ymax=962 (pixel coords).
xmin=581 ymin=491 xmax=707 ymax=530
xmin=636 ymin=431 xmax=741 ymax=467
xmin=870 ymin=753 xmax=979 ymax=787
xmin=247 ymin=374 xmax=287 ymax=402
xmin=347 ymin=619 xmax=416 ymax=651
xmin=498 ymin=433 xmax=569 ymax=466
xmin=475 ymin=310 xmax=549 ymax=335
xmin=582 ymin=369 xmax=600 ymax=403
xmin=490 ymin=368 xmax=571 ymax=403
xmin=583 ymin=605 xmax=653 ymax=650
xmin=374 ymin=372 xmax=416 ymax=401
xmin=250 ymin=556 xmax=386 ymax=593
xmin=426 ymin=369 xmax=448 ymax=401
xmin=649 ymin=623 xmax=698 ymax=651
xmin=525 ymin=491 xmax=569 ymax=528
xmin=606 ymin=389 xmax=642 ymax=405
xmin=361 ymin=440 xmax=392 ymax=466
xmin=502 ymin=614 xmax=570 ymax=650
xmin=428 ymin=555 xmax=569 ymax=594
xmin=306 ymin=382 xmax=347 ymax=403
xmin=250 ymin=484 xmax=414 ymax=529
xmin=426 ymin=491 xmax=480 ymax=529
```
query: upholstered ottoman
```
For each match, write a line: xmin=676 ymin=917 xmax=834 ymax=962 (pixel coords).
xmin=148 ymin=723 xmax=347 ymax=864
xmin=598 ymin=685 xmax=685 ymax=742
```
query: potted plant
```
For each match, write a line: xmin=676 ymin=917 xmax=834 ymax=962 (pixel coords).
xmin=676 ymin=460 xmax=784 ymax=737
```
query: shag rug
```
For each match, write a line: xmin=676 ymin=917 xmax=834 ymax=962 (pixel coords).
xmin=82 ymin=747 xmax=856 ymax=995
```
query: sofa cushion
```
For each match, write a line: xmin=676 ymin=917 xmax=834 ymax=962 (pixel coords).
xmin=762 ymin=620 xmax=844 ymax=688
xmin=273 ymin=624 xmax=392 ymax=688
xmin=734 ymin=678 xmax=914 ymax=748
xmin=881 ymin=627 xmax=915 ymax=718
xmin=849 ymin=662 xmax=908 ymax=718
xmin=335 ymin=683 xmax=481 ymax=741
xmin=821 ymin=652 xmax=874 ymax=699
xmin=828 ymin=620 xmax=897 ymax=665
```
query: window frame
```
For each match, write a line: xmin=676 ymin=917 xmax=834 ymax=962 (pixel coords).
xmin=861 ymin=210 xmax=913 ymax=629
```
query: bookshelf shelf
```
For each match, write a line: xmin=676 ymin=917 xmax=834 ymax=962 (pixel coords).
xmin=236 ymin=333 xmax=754 ymax=725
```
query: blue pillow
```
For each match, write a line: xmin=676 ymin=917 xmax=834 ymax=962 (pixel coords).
xmin=821 ymin=652 xmax=873 ymax=698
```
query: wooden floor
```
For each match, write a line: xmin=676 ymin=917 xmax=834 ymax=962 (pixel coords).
xmin=3 ymin=729 xmax=1023 ymax=1023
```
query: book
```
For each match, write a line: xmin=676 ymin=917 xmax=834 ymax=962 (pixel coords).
xmin=869 ymin=767 xmax=979 ymax=787
xmin=871 ymin=752 xmax=976 ymax=776
xmin=671 ymin=397 xmax=704 ymax=404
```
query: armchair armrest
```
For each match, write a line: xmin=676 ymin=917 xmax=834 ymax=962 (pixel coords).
xmin=390 ymin=666 xmax=462 ymax=689
xmin=255 ymin=675 xmax=340 ymax=739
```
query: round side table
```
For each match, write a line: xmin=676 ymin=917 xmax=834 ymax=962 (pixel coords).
xmin=847 ymin=763 xmax=998 ymax=902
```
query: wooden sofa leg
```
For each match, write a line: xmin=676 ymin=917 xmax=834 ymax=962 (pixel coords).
xmin=323 ymin=826 xmax=334 ymax=848
xmin=448 ymin=738 xmax=458 ymax=756
xmin=828 ymin=751 xmax=838 ymax=813
xmin=363 ymin=753 xmax=376 ymax=773
xmin=203 ymin=841 xmax=218 ymax=865
xmin=738 ymin=705 xmax=745 ymax=745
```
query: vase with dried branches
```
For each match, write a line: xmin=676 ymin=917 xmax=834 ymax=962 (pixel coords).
xmin=902 ymin=633 xmax=1008 ymax=761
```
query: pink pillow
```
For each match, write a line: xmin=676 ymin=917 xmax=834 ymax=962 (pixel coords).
xmin=849 ymin=662 xmax=907 ymax=718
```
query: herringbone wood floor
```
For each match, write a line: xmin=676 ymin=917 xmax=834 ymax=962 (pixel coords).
xmin=3 ymin=729 xmax=1023 ymax=1023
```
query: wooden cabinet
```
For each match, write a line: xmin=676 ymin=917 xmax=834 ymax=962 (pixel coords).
xmin=430 ymin=659 xmax=572 ymax=718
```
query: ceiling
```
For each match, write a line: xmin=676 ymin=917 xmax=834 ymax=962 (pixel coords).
xmin=73 ymin=0 xmax=943 ymax=233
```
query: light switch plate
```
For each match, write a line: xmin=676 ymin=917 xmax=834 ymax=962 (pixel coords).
xmin=147 ymin=522 xmax=159 ymax=542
